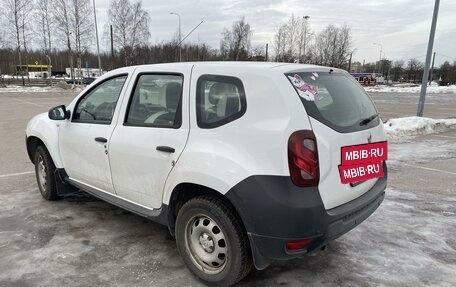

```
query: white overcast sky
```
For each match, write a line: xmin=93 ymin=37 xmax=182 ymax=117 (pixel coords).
xmin=94 ymin=0 xmax=456 ymax=65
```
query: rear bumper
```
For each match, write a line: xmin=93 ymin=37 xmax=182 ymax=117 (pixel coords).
xmin=226 ymin=164 xmax=387 ymax=269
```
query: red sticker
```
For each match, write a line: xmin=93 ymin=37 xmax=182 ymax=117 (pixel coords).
xmin=339 ymin=141 xmax=387 ymax=184
xmin=341 ymin=141 xmax=387 ymax=166
xmin=338 ymin=161 xmax=384 ymax=184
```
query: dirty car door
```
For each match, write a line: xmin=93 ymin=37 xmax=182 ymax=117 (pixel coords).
xmin=59 ymin=75 xmax=129 ymax=193
xmin=108 ymin=65 xmax=191 ymax=209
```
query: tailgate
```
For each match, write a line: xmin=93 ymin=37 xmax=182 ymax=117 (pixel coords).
xmin=310 ymin=118 xmax=385 ymax=209
xmin=285 ymin=69 xmax=386 ymax=209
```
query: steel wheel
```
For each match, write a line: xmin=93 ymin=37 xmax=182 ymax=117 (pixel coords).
xmin=175 ymin=196 xmax=253 ymax=286
xmin=34 ymin=146 xmax=58 ymax=200
xmin=37 ymin=155 xmax=47 ymax=191
xmin=185 ymin=214 xmax=228 ymax=274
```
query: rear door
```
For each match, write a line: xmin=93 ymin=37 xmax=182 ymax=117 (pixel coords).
xmin=107 ymin=65 xmax=192 ymax=209
xmin=285 ymin=69 xmax=385 ymax=209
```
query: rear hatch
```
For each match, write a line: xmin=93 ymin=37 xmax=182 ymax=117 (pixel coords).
xmin=285 ymin=69 xmax=386 ymax=210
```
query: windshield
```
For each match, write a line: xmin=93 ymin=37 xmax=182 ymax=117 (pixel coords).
xmin=286 ymin=71 xmax=379 ymax=133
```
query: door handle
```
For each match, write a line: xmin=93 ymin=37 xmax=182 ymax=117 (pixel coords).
xmin=156 ymin=146 xmax=175 ymax=153
xmin=94 ymin=137 xmax=108 ymax=143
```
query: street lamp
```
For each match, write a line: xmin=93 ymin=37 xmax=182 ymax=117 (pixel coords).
xmin=373 ymin=42 xmax=383 ymax=76
xmin=302 ymin=15 xmax=310 ymax=63
xmin=170 ymin=12 xmax=181 ymax=62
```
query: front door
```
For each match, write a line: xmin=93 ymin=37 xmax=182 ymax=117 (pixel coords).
xmin=59 ymin=75 xmax=128 ymax=193
xmin=108 ymin=67 xmax=191 ymax=209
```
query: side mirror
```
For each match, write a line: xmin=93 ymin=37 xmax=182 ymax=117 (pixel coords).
xmin=48 ymin=105 xmax=70 ymax=120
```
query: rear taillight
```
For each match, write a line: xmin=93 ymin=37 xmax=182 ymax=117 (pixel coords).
xmin=288 ymin=130 xmax=319 ymax=187
xmin=286 ymin=238 xmax=314 ymax=251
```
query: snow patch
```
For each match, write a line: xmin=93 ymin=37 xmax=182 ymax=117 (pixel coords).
xmin=365 ymin=85 xmax=456 ymax=94
xmin=0 ymin=85 xmax=83 ymax=93
xmin=384 ymin=116 xmax=456 ymax=143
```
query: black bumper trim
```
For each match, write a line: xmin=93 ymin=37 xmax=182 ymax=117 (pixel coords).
xmin=226 ymin=164 xmax=387 ymax=269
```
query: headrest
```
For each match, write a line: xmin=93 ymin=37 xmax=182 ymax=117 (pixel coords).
xmin=208 ymin=82 xmax=228 ymax=105
xmin=165 ymin=82 xmax=182 ymax=111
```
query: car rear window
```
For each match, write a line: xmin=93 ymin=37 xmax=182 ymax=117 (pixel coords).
xmin=286 ymin=71 xmax=379 ymax=133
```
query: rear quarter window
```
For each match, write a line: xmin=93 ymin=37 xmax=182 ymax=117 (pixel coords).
xmin=196 ymin=75 xmax=246 ymax=129
xmin=286 ymin=71 xmax=379 ymax=133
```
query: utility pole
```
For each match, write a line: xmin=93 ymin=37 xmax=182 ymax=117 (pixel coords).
xmin=302 ymin=16 xmax=310 ymax=63
xmin=170 ymin=12 xmax=181 ymax=62
xmin=110 ymin=25 xmax=114 ymax=68
xmin=373 ymin=42 xmax=382 ymax=76
xmin=429 ymin=52 xmax=436 ymax=85
xmin=417 ymin=0 xmax=440 ymax=117
xmin=348 ymin=52 xmax=352 ymax=72
xmin=265 ymin=43 xmax=268 ymax=61
xmin=93 ymin=0 xmax=102 ymax=76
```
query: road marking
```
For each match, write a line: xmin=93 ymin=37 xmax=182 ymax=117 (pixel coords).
xmin=401 ymin=163 xmax=456 ymax=176
xmin=0 ymin=171 xmax=34 ymax=178
xmin=9 ymin=98 xmax=48 ymax=108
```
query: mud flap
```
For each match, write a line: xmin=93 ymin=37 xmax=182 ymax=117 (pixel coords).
xmin=54 ymin=168 xmax=79 ymax=196
xmin=248 ymin=233 xmax=274 ymax=270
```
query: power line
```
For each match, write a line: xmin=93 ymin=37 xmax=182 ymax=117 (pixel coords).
xmin=435 ymin=53 xmax=456 ymax=60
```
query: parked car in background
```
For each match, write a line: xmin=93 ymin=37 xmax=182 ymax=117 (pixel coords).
xmin=26 ymin=62 xmax=387 ymax=286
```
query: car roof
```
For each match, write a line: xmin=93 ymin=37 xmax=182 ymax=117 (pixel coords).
xmin=105 ymin=62 xmax=344 ymax=77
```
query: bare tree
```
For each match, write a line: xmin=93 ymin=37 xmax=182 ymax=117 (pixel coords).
xmin=313 ymin=24 xmax=352 ymax=68
xmin=391 ymin=60 xmax=404 ymax=81
xmin=54 ymin=0 xmax=74 ymax=81
xmin=20 ymin=0 xmax=34 ymax=83
xmin=273 ymin=25 xmax=288 ymax=62
xmin=273 ymin=15 xmax=312 ymax=63
xmin=36 ymin=0 xmax=53 ymax=85
xmin=108 ymin=0 xmax=150 ymax=66
xmin=285 ymin=15 xmax=299 ymax=61
xmin=406 ymin=58 xmax=423 ymax=83
xmin=4 ymin=0 xmax=28 ymax=85
xmin=220 ymin=16 xmax=251 ymax=61
xmin=71 ymin=0 xmax=93 ymax=81
xmin=296 ymin=17 xmax=311 ymax=62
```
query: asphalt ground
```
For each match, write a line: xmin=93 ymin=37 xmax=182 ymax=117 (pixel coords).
xmin=0 ymin=89 xmax=455 ymax=286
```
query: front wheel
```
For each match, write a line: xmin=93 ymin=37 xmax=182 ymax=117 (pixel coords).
xmin=34 ymin=146 xmax=58 ymax=200
xmin=175 ymin=195 xmax=252 ymax=286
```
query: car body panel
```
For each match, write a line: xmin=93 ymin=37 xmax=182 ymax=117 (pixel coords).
xmin=26 ymin=113 xmax=63 ymax=168
xmin=162 ymin=64 xmax=314 ymax=204
xmin=108 ymin=64 xmax=193 ymax=209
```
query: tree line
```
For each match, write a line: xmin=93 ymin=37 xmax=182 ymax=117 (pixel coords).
xmin=1 ymin=2 xmax=454 ymax=86
xmin=354 ymin=58 xmax=456 ymax=85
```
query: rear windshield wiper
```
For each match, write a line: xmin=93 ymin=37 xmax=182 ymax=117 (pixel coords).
xmin=359 ymin=114 xmax=378 ymax=126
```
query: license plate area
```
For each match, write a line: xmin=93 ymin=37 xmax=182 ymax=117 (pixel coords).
xmin=338 ymin=142 xmax=387 ymax=184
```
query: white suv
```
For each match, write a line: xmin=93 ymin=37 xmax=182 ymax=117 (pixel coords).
xmin=26 ymin=62 xmax=387 ymax=286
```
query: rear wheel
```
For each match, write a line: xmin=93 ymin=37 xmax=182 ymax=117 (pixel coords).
xmin=175 ymin=195 xmax=252 ymax=286
xmin=34 ymin=146 xmax=58 ymax=200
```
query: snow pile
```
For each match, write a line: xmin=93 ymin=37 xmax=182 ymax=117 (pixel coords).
xmin=0 ymin=85 xmax=83 ymax=93
xmin=384 ymin=116 xmax=456 ymax=142
xmin=365 ymin=85 xmax=456 ymax=94
xmin=0 ymin=85 xmax=54 ymax=93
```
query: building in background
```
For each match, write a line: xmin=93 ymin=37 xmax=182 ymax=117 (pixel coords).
xmin=16 ymin=64 xmax=52 ymax=78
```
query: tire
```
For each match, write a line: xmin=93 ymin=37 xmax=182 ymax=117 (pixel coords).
xmin=175 ymin=195 xmax=253 ymax=287
xmin=34 ymin=145 xmax=58 ymax=200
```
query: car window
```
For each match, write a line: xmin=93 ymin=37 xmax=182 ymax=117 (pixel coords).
xmin=73 ymin=75 xmax=127 ymax=124
xmin=125 ymin=74 xmax=183 ymax=128
xmin=196 ymin=75 xmax=246 ymax=129
xmin=286 ymin=71 xmax=379 ymax=133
